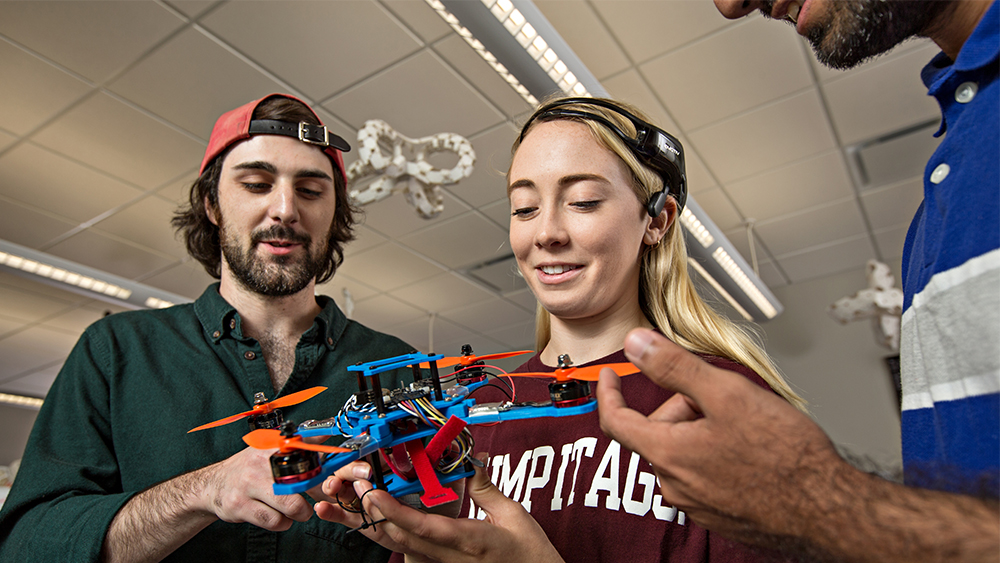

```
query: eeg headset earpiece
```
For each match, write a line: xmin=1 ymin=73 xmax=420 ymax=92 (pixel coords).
xmin=519 ymin=98 xmax=687 ymax=216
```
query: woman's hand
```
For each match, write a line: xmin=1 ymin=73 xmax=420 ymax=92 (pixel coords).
xmin=316 ymin=454 xmax=565 ymax=563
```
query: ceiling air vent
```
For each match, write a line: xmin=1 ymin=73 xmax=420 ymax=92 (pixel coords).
xmin=846 ymin=118 xmax=941 ymax=191
xmin=464 ymin=254 xmax=527 ymax=295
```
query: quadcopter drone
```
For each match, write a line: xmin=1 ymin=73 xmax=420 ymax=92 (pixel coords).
xmin=190 ymin=345 xmax=638 ymax=509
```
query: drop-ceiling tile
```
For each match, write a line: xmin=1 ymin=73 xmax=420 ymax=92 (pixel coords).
xmin=154 ymin=173 xmax=199 ymax=207
xmin=440 ymin=297 xmax=533 ymax=332
xmin=535 ymin=0 xmax=630 ymax=81
xmin=39 ymin=304 xmax=109 ymax=334
xmin=388 ymin=314 xmax=470 ymax=354
xmin=598 ymin=69 xmax=680 ymax=132
xmin=481 ymin=319 xmax=535 ymax=351
xmin=0 ymin=281 xmax=75 ymax=323
xmin=756 ymin=260 xmax=788 ymax=289
xmin=0 ymin=41 xmax=92 ymax=136
xmin=324 ymin=50 xmax=506 ymax=138
xmin=30 ymin=92 xmax=205 ymax=190
xmin=642 ymin=18 xmax=811 ymax=131
xmin=398 ymin=212 xmax=509 ymax=270
xmin=163 ymin=1 xmax=219 ymax=19
xmin=0 ymin=314 xmax=23 ymax=338
xmin=432 ymin=34 xmax=533 ymax=120
xmin=690 ymin=89 xmax=836 ymax=183
xmin=691 ymin=188 xmax=744 ymax=232
xmin=391 ymin=272 xmax=495 ymax=314
xmin=337 ymin=243 xmax=445 ymax=292
xmin=0 ymin=365 xmax=59 ymax=398
xmin=356 ymin=189 xmax=466 ymax=239
xmin=202 ymin=1 xmax=421 ymax=100
xmin=726 ymin=151 xmax=854 ymax=222
xmin=0 ymin=324 xmax=78 ymax=375
xmin=45 ymin=229 xmax=177 ymax=281
xmin=755 ymin=199 xmax=867 ymax=257
xmin=822 ymin=44 xmax=941 ymax=145
xmin=316 ymin=273 xmax=380 ymax=314
xmin=92 ymin=195 xmax=187 ymax=259
xmin=451 ymin=124 xmax=518 ymax=208
xmin=0 ymin=197 xmax=77 ymax=249
xmin=861 ymin=177 xmax=924 ymax=231
xmin=505 ymin=288 xmax=538 ymax=311
xmin=0 ymin=142 xmax=144 ymax=223
xmin=479 ymin=198 xmax=512 ymax=230
xmin=344 ymin=225 xmax=389 ymax=258
xmin=108 ymin=27 xmax=288 ymax=138
xmin=0 ymin=1 xmax=185 ymax=83
xmin=590 ymin=0 xmax=733 ymax=63
xmin=873 ymin=224 xmax=910 ymax=264
xmin=775 ymin=235 xmax=876 ymax=284
xmin=351 ymin=293 xmax=426 ymax=332
xmin=0 ymin=129 xmax=16 ymax=152
xmin=382 ymin=0 xmax=452 ymax=44
xmin=134 ymin=261 xmax=211 ymax=301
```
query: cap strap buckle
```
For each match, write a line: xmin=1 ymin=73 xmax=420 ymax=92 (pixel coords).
xmin=298 ymin=122 xmax=331 ymax=146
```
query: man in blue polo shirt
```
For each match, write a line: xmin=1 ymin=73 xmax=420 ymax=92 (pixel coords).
xmin=598 ymin=1 xmax=999 ymax=562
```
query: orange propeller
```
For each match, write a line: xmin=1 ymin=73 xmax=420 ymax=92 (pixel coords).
xmin=243 ymin=428 xmax=352 ymax=454
xmin=419 ymin=350 xmax=533 ymax=369
xmin=188 ymin=386 xmax=327 ymax=433
xmin=508 ymin=362 xmax=640 ymax=382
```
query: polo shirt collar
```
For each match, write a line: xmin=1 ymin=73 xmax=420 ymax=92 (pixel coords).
xmin=194 ymin=282 xmax=347 ymax=348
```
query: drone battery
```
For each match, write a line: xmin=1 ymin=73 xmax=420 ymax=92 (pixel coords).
xmin=270 ymin=450 xmax=321 ymax=483
xmin=548 ymin=380 xmax=592 ymax=408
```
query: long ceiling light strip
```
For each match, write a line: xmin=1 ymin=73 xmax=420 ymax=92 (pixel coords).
xmin=0 ymin=239 xmax=191 ymax=310
xmin=0 ymin=392 xmax=43 ymax=409
xmin=712 ymin=247 xmax=778 ymax=319
xmin=687 ymin=258 xmax=752 ymax=321
xmin=425 ymin=0 xmax=540 ymax=105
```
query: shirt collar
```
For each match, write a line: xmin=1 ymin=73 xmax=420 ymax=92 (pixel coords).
xmin=922 ymin=0 xmax=999 ymax=89
xmin=194 ymin=282 xmax=347 ymax=349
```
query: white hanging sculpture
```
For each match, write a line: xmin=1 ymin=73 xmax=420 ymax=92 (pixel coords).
xmin=347 ymin=119 xmax=476 ymax=219
xmin=827 ymin=260 xmax=904 ymax=352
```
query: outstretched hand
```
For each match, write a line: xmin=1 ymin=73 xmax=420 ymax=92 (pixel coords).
xmin=315 ymin=454 xmax=564 ymax=563
xmin=597 ymin=328 xmax=845 ymax=545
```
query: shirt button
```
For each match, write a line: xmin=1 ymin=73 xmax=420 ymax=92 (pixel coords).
xmin=955 ymin=82 xmax=978 ymax=103
xmin=930 ymin=163 xmax=950 ymax=184
xmin=327 ymin=337 xmax=334 ymax=346
xmin=229 ymin=319 xmax=237 ymax=329
xmin=244 ymin=351 xmax=256 ymax=360
xmin=212 ymin=330 xmax=221 ymax=338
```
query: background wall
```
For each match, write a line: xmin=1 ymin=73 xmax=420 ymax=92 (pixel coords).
xmin=763 ymin=263 xmax=905 ymax=471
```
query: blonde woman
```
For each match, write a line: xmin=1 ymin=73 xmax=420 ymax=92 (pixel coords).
xmin=317 ymin=97 xmax=802 ymax=563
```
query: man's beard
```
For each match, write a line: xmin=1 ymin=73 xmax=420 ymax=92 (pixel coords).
xmin=764 ymin=1 xmax=954 ymax=70
xmin=219 ymin=220 xmax=330 ymax=297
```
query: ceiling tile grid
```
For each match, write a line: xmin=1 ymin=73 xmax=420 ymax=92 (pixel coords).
xmin=0 ymin=0 xmax=945 ymax=398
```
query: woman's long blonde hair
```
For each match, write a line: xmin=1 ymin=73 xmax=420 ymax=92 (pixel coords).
xmin=513 ymin=96 xmax=806 ymax=412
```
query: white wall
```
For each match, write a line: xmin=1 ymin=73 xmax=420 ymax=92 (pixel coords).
xmin=762 ymin=266 xmax=903 ymax=471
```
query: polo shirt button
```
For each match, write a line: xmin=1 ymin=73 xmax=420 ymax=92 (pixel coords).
xmin=212 ymin=330 xmax=221 ymax=338
xmin=327 ymin=337 xmax=334 ymax=345
xmin=244 ymin=351 xmax=256 ymax=360
xmin=930 ymin=163 xmax=950 ymax=184
xmin=955 ymin=82 xmax=978 ymax=103
xmin=230 ymin=319 xmax=237 ymax=329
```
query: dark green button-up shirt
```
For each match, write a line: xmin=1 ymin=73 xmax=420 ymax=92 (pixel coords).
xmin=0 ymin=284 xmax=415 ymax=562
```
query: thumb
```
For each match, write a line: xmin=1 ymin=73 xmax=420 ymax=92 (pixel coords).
xmin=466 ymin=453 xmax=508 ymax=512
xmin=623 ymin=328 xmax=718 ymax=404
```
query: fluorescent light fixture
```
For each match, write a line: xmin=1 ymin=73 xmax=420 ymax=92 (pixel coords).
xmin=0 ymin=392 xmax=43 ymax=410
xmin=0 ymin=239 xmax=191 ymax=311
xmin=427 ymin=0 xmax=783 ymax=321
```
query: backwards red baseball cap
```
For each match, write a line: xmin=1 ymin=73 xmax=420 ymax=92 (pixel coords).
xmin=199 ymin=93 xmax=350 ymax=181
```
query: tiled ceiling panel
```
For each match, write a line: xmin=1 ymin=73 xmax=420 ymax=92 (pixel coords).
xmin=0 ymin=40 xmax=92 ymax=136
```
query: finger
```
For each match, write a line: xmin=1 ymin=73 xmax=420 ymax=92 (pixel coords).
xmin=647 ymin=391 xmax=702 ymax=423
xmin=597 ymin=367 xmax=656 ymax=453
xmin=623 ymin=328 xmax=734 ymax=406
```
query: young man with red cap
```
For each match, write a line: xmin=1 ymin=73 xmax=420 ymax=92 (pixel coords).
xmin=0 ymin=94 xmax=414 ymax=563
